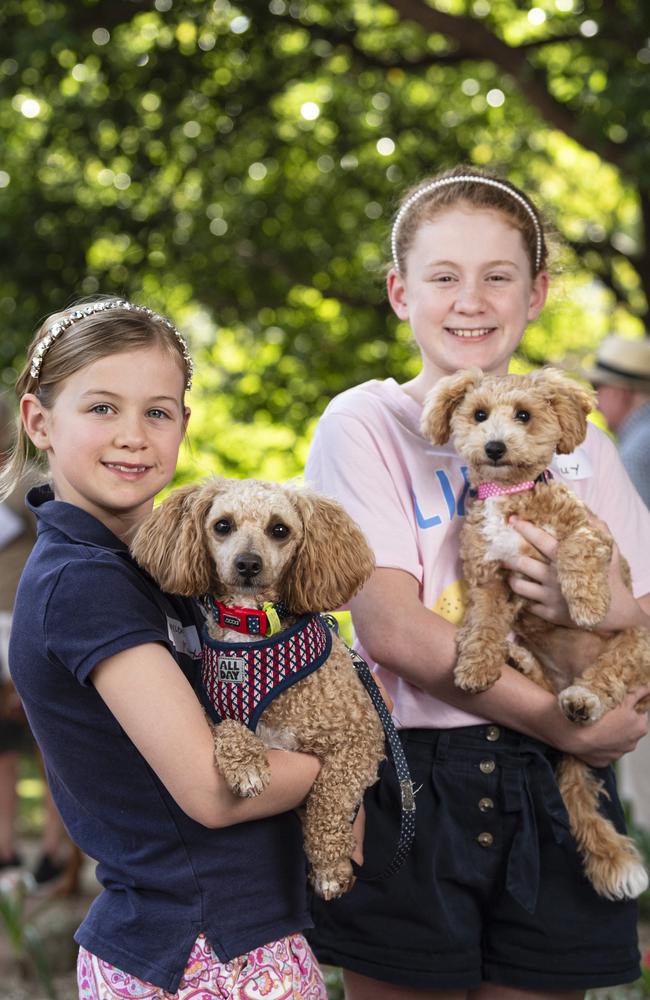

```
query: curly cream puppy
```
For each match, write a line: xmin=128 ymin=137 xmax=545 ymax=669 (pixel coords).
xmin=131 ymin=477 xmax=385 ymax=900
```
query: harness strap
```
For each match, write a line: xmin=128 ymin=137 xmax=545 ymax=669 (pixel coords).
xmin=321 ymin=615 xmax=416 ymax=881
xmin=201 ymin=614 xmax=331 ymax=731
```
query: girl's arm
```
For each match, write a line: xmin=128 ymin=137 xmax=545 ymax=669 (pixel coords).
xmin=352 ymin=567 xmax=649 ymax=767
xmin=91 ymin=644 xmax=320 ymax=829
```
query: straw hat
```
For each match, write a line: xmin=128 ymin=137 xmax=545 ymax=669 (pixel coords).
xmin=579 ymin=334 xmax=650 ymax=393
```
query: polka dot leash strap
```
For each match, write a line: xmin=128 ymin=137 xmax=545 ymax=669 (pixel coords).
xmin=321 ymin=616 xmax=416 ymax=880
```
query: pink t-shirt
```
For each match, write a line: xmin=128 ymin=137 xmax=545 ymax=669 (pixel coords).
xmin=305 ymin=377 xmax=650 ymax=730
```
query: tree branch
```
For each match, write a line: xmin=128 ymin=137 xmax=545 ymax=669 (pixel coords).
xmin=637 ymin=191 xmax=650 ymax=310
xmin=264 ymin=8 xmax=468 ymax=71
xmin=66 ymin=0 xmax=153 ymax=31
xmin=384 ymin=0 xmax=630 ymax=170
xmin=517 ymin=32 xmax=584 ymax=50
xmin=566 ymin=238 xmax=644 ymax=313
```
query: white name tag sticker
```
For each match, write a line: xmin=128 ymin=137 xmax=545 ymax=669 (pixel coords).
xmin=166 ymin=618 xmax=201 ymax=657
xmin=217 ymin=655 xmax=247 ymax=684
xmin=551 ymin=447 xmax=593 ymax=481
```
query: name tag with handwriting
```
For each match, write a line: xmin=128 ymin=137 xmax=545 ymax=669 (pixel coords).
xmin=552 ymin=447 xmax=593 ymax=481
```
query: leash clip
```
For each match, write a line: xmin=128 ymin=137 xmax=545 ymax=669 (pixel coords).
xmin=320 ymin=613 xmax=340 ymax=635
xmin=400 ymin=779 xmax=416 ymax=812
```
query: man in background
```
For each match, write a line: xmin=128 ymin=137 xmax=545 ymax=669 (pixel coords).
xmin=587 ymin=334 xmax=650 ymax=507
xmin=584 ymin=334 xmax=650 ymax=831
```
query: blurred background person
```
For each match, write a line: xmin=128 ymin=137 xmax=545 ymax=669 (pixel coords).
xmin=0 ymin=391 xmax=77 ymax=886
xmin=587 ymin=334 xmax=650 ymax=508
xmin=583 ymin=334 xmax=650 ymax=832
xmin=0 ymin=390 xmax=37 ymax=871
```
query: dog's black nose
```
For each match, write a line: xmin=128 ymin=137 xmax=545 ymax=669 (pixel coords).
xmin=236 ymin=552 xmax=263 ymax=578
xmin=484 ymin=440 xmax=507 ymax=463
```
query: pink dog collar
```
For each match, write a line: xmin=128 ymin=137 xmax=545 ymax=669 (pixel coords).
xmin=472 ymin=469 xmax=553 ymax=500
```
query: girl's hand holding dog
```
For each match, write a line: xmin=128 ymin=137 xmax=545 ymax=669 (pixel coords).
xmin=504 ymin=516 xmax=650 ymax=765
xmin=506 ymin=516 xmax=650 ymax=632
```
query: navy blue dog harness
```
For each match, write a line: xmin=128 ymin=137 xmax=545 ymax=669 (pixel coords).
xmin=200 ymin=614 xmax=332 ymax=730
xmin=200 ymin=610 xmax=416 ymax=880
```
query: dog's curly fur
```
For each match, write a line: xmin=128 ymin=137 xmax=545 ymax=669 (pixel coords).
xmin=131 ymin=477 xmax=385 ymax=899
xmin=421 ymin=366 xmax=650 ymax=901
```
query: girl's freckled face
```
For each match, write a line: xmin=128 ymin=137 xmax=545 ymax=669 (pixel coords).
xmin=388 ymin=207 xmax=548 ymax=386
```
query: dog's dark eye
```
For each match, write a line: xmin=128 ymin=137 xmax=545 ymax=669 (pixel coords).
xmin=515 ymin=409 xmax=531 ymax=423
xmin=214 ymin=519 xmax=232 ymax=535
xmin=270 ymin=523 xmax=290 ymax=539
xmin=474 ymin=409 xmax=488 ymax=422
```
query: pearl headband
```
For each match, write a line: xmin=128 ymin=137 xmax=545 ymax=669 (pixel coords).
xmin=391 ymin=175 xmax=543 ymax=274
xmin=29 ymin=298 xmax=193 ymax=390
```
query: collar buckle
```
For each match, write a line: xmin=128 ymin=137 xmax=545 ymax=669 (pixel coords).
xmin=211 ymin=600 xmax=266 ymax=636
xmin=207 ymin=598 xmax=287 ymax=637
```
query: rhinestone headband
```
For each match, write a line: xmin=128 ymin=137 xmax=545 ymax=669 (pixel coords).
xmin=391 ymin=175 xmax=543 ymax=274
xmin=29 ymin=298 xmax=193 ymax=390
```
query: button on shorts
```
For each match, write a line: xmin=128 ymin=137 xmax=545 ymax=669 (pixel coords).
xmin=308 ymin=725 xmax=641 ymax=991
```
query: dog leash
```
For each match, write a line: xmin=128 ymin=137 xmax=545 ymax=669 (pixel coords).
xmin=321 ymin=615 xmax=416 ymax=880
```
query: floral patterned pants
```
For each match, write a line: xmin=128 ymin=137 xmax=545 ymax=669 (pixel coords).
xmin=77 ymin=931 xmax=327 ymax=999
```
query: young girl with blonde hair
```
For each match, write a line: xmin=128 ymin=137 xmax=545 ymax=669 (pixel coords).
xmin=306 ymin=166 xmax=650 ymax=999
xmin=3 ymin=299 xmax=327 ymax=999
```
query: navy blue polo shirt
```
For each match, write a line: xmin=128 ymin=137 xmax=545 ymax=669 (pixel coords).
xmin=10 ymin=486 xmax=310 ymax=992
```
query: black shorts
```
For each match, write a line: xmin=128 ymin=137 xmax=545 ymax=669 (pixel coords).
xmin=307 ymin=725 xmax=640 ymax=991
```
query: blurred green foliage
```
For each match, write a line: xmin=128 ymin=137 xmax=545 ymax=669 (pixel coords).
xmin=1 ymin=0 xmax=649 ymax=479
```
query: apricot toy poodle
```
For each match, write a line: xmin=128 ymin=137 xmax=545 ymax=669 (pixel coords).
xmin=131 ymin=477 xmax=385 ymax=899
xmin=421 ymin=366 xmax=650 ymax=901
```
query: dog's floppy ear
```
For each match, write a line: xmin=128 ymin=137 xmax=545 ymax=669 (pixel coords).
xmin=131 ymin=480 xmax=224 ymax=595
xmin=421 ymin=368 xmax=483 ymax=444
xmin=281 ymin=486 xmax=375 ymax=614
xmin=531 ymin=367 xmax=596 ymax=454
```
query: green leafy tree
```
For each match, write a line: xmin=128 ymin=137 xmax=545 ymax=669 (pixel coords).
xmin=0 ymin=0 xmax=647 ymax=477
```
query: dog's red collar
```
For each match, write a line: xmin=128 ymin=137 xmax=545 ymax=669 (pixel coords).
xmin=470 ymin=469 xmax=553 ymax=500
xmin=204 ymin=598 xmax=288 ymax=637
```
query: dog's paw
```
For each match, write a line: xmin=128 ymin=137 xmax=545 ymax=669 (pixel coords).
xmin=212 ymin=719 xmax=271 ymax=797
xmin=558 ymin=685 xmax=605 ymax=723
xmin=611 ymin=862 xmax=649 ymax=901
xmin=566 ymin=591 xmax=610 ymax=629
xmin=310 ymin=861 xmax=354 ymax=900
xmin=588 ymin=856 xmax=649 ymax=901
xmin=454 ymin=655 xmax=501 ymax=694
xmin=505 ymin=642 xmax=539 ymax=677
xmin=228 ymin=765 xmax=271 ymax=798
